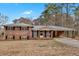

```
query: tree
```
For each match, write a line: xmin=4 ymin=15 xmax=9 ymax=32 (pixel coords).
xmin=74 ymin=4 xmax=79 ymax=35
xmin=0 ymin=13 xmax=8 ymax=29
xmin=41 ymin=3 xmax=60 ymax=25
xmin=57 ymin=3 xmax=64 ymax=26
xmin=13 ymin=17 xmax=32 ymax=24
xmin=35 ymin=3 xmax=76 ymax=28
xmin=65 ymin=3 xmax=76 ymax=28
xmin=74 ymin=4 xmax=79 ymax=21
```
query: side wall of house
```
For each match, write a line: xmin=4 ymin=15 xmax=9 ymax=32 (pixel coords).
xmin=4 ymin=26 xmax=32 ymax=40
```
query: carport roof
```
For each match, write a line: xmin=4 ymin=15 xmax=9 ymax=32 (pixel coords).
xmin=32 ymin=25 xmax=75 ymax=31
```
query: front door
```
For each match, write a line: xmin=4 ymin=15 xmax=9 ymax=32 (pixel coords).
xmin=40 ymin=31 xmax=44 ymax=38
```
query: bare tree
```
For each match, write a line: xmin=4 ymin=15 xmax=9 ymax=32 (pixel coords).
xmin=0 ymin=13 xmax=8 ymax=29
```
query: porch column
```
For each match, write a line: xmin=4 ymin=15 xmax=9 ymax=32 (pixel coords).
xmin=47 ymin=31 xmax=50 ymax=38
xmin=71 ymin=31 xmax=73 ymax=37
xmin=37 ymin=30 xmax=38 ymax=37
xmin=64 ymin=31 xmax=67 ymax=37
xmin=66 ymin=31 xmax=68 ymax=37
xmin=69 ymin=31 xmax=72 ymax=38
xmin=67 ymin=31 xmax=68 ymax=37
xmin=43 ymin=31 xmax=45 ymax=38
xmin=33 ymin=30 xmax=35 ymax=38
xmin=63 ymin=31 xmax=65 ymax=37
xmin=51 ymin=31 xmax=53 ymax=38
xmin=70 ymin=31 xmax=72 ymax=37
xmin=69 ymin=31 xmax=70 ymax=37
xmin=72 ymin=31 xmax=75 ymax=38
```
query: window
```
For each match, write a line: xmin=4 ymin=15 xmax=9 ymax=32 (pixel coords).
xmin=7 ymin=27 xmax=11 ymax=30
xmin=27 ymin=36 xmax=29 ymax=39
xmin=13 ymin=36 xmax=15 ymax=40
xmin=19 ymin=36 xmax=21 ymax=40
xmin=20 ymin=27 xmax=21 ymax=30
xmin=20 ymin=27 xmax=27 ymax=30
xmin=5 ymin=26 xmax=15 ymax=30
xmin=5 ymin=35 xmax=7 ymax=40
xmin=21 ymin=27 xmax=25 ymax=30
xmin=5 ymin=26 xmax=7 ymax=30
xmin=25 ymin=27 xmax=27 ymax=30
xmin=19 ymin=27 xmax=30 ymax=30
xmin=1 ymin=32 xmax=4 ymax=36
xmin=12 ymin=27 xmax=15 ymax=30
xmin=27 ymin=27 xmax=29 ymax=30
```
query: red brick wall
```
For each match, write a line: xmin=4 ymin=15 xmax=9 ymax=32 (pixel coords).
xmin=4 ymin=26 xmax=32 ymax=40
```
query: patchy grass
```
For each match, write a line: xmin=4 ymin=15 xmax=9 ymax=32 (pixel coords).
xmin=38 ymin=44 xmax=47 ymax=47
xmin=0 ymin=39 xmax=78 ymax=56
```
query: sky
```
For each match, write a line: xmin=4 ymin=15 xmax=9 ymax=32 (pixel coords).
xmin=0 ymin=3 xmax=46 ymax=23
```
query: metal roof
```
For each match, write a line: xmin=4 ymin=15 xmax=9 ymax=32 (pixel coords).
xmin=3 ymin=23 xmax=76 ymax=31
xmin=32 ymin=25 xmax=75 ymax=31
xmin=4 ymin=23 xmax=33 ymax=27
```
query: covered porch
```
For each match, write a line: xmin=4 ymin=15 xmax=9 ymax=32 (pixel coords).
xmin=32 ymin=30 xmax=64 ymax=39
xmin=32 ymin=26 xmax=76 ymax=39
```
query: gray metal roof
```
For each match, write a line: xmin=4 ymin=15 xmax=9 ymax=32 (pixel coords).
xmin=3 ymin=23 xmax=75 ymax=31
xmin=4 ymin=23 xmax=33 ymax=27
xmin=32 ymin=25 xmax=75 ymax=31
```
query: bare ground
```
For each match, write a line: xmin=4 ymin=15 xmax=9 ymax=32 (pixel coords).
xmin=0 ymin=39 xmax=79 ymax=56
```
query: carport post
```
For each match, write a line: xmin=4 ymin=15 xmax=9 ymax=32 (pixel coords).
xmin=51 ymin=31 xmax=53 ymax=38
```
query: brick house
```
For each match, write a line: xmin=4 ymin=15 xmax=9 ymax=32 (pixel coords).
xmin=3 ymin=23 xmax=76 ymax=40
xmin=3 ymin=23 xmax=33 ymax=40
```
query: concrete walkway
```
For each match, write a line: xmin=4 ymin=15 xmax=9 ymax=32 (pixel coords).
xmin=55 ymin=37 xmax=79 ymax=48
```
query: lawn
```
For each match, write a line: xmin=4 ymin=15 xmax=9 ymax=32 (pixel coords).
xmin=0 ymin=39 xmax=79 ymax=56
